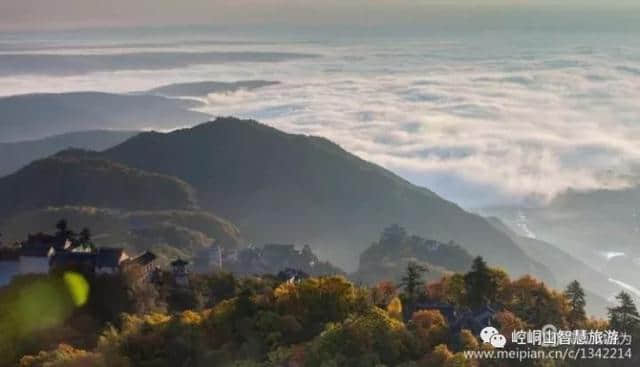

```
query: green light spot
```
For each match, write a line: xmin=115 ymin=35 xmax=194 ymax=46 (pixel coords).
xmin=63 ymin=272 xmax=90 ymax=307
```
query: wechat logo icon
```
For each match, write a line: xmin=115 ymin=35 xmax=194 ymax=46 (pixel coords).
xmin=480 ymin=326 xmax=507 ymax=348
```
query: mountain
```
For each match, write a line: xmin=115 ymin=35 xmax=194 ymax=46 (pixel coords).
xmin=146 ymin=80 xmax=280 ymax=98
xmin=354 ymin=225 xmax=474 ymax=285
xmin=482 ymin=186 xmax=640 ymax=298
xmin=0 ymin=130 xmax=138 ymax=177
xmin=99 ymin=117 xmax=550 ymax=276
xmin=0 ymin=51 xmax=316 ymax=77
xmin=485 ymin=217 xmax=614 ymax=316
xmin=0 ymin=92 xmax=209 ymax=142
xmin=0 ymin=152 xmax=197 ymax=216
xmin=0 ymin=207 xmax=245 ymax=264
xmin=543 ymin=187 xmax=640 ymax=257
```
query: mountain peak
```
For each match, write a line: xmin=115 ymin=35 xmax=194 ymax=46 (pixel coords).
xmin=100 ymin=117 xmax=546 ymax=275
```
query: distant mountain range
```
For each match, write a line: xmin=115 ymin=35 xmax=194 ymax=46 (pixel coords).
xmin=0 ymin=130 xmax=137 ymax=177
xmin=0 ymin=116 xmax=620 ymax=315
xmin=0 ymin=152 xmax=197 ymax=216
xmin=482 ymin=185 xmax=640 ymax=302
xmin=146 ymin=80 xmax=280 ymax=98
xmin=86 ymin=117 xmax=549 ymax=276
xmin=0 ymin=79 xmax=281 ymax=145
xmin=0 ymin=92 xmax=208 ymax=142
xmin=0 ymin=51 xmax=316 ymax=76
xmin=485 ymin=216 xmax=613 ymax=316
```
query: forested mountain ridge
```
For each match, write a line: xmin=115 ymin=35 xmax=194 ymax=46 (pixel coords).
xmin=0 ymin=153 xmax=197 ymax=216
xmin=99 ymin=117 xmax=550 ymax=276
xmin=0 ymin=130 xmax=138 ymax=177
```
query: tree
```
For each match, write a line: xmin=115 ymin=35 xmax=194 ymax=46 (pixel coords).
xmin=458 ymin=329 xmax=479 ymax=350
xmin=371 ymin=281 xmax=396 ymax=308
xmin=422 ymin=344 xmax=454 ymax=366
xmin=608 ymin=292 xmax=640 ymax=334
xmin=387 ymin=297 xmax=403 ymax=321
xmin=55 ymin=219 xmax=74 ymax=240
xmin=411 ymin=310 xmax=448 ymax=353
xmin=506 ymin=275 xmax=567 ymax=329
xmin=463 ymin=257 xmax=495 ymax=309
xmin=56 ymin=219 xmax=68 ymax=234
xmin=78 ymin=228 xmax=93 ymax=250
xmin=19 ymin=344 xmax=105 ymax=367
xmin=495 ymin=311 xmax=527 ymax=339
xmin=564 ymin=280 xmax=586 ymax=329
xmin=401 ymin=262 xmax=427 ymax=315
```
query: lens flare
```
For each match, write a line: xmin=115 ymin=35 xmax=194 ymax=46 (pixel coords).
xmin=63 ymin=272 xmax=90 ymax=307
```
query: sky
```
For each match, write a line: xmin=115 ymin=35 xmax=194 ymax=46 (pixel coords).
xmin=1 ymin=0 xmax=640 ymax=31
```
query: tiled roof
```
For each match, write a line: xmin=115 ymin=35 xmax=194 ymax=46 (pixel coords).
xmin=20 ymin=233 xmax=71 ymax=257
xmin=128 ymin=251 xmax=157 ymax=267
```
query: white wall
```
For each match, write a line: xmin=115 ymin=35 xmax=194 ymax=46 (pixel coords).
xmin=19 ymin=256 xmax=50 ymax=275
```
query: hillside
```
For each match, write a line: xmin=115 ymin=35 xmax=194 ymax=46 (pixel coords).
xmin=0 ymin=153 xmax=197 ymax=216
xmin=485 ymin=217 xmax=614 ymax=316
xmin=354 ymin=225 xmax=474 ymax=285
xmin=0 ymin=130 xmax=138 ymax=177
xmin=0 ymin=207 xmax=245 ymax=264
xmin=0 ymin=92 xmax=209 ymax=142
xmin=101 ymin=117 xmax=550 ymax=276
xmin=483 ymin=186 xmax=640 ymax=299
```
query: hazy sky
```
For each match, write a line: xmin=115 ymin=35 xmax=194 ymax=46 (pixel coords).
xmin=2 ymin=0 xmax=639 ymax=31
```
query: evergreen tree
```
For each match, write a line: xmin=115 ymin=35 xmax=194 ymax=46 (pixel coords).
xmin=464 ymin=257 xmax=495 ymax=309
xmin=55 ymin=219 xmax=74 ymax=240
xmin=78 ymin=228 xmax=93 ymax=250
xmin=564 ymin=280 xmax=587 ymax=329
xmin=608 ymin=292 xmax=640 ymax=334
xmin=400 ymin=261 xmax=427 ymax=315
xmin=55 ymin=219 xmax=68 ymax=234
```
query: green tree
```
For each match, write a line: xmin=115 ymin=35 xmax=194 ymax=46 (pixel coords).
xmin=564 ymin=280 xmax=586 ymax=329
xmin=608 ymin=292 xmax=640 ymax=334
xmin=78 ymin=228 xmax=93 ymax=250
xmin=400 ymin=262 xmax=427 ymax=316
xmin=55 ymin=219 xmax=74 ymax=240
xmin=463 ymin=257 xmax=495 ymax=309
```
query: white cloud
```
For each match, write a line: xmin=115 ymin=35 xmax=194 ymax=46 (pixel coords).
xmin=1 ymin=32 xmax=640 ymax=207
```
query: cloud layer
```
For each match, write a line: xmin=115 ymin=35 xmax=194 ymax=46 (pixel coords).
xmin=1 ymin=31 xmax=640 ymax=207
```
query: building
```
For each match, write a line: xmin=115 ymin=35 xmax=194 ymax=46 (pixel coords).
xmin=277 ymin=268 xmax=309 ymax=283
xmin=49 ymin=252 xmax=96 ymax=273
xmin=95 ymin=248 xmax=129 ymax=274
xmin=171 ymin=258 xmax=190 ymax=286
xmin=18 ymin=233 xmax=70 ymax=275
xmin=123 ymin=251 xmax=157 ymax=281
xmin=451 ymin=305 xmax=497 ymax=334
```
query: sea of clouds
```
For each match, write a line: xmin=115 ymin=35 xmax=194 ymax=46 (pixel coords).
xmin=1 ymin=31 xmax=639 ymax=207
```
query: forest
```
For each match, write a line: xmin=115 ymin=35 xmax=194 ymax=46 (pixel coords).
xmin=2 ymin=240 xmax=639 ymax=366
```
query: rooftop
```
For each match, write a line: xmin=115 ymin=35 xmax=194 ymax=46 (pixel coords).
xmin=95 ymin=247 xmax=128 ymax=268
xmin=127 ymin=251 xmax=157 ymax=267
